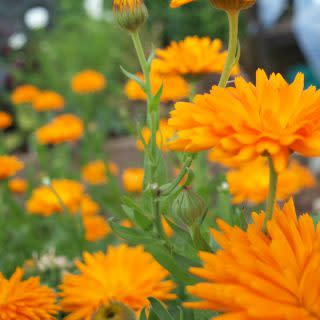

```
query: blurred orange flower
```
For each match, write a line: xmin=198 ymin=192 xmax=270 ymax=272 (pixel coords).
xmin=80 ymin=195 xmax=100 ymax=216
xmin=170 ymin=0 xmax=195 ymax=8
xmin=0 ymin=112 xmax=13 ymax=130
xmin=162 ymin=217 xmax=174 ymax=238
xmin=82 ymin=215 xmax=111 ymax=242
xmin=36 ymin=114 xmax=84 ymax=145
xmin=211 ymin=0 xmax=256 ymax=11
xmin=122 ymin=168 xmax=144 ymax=193
xmin=11 ymin=84 xmax=40 ymax=105
xmin=32 ymin=91 xmax=65 ymax=112
xmin=8 ymin=178 xmax=28 ymax=194
xmin=71 ymin=70 xmax=107 ymax=94
xmin=0 ymin=156 xmax=24 ymax=180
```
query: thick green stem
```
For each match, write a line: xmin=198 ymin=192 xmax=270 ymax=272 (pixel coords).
xmin=218 ymin=11 xmax=239 ymax=88
xmin=263 ymin=156 xmax=278 ymax=231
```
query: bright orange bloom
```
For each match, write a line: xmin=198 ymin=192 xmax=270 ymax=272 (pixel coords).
xmin=82 ymin=214 xmax=111 ymax=242
xmin=80 ymin=195 xmax=100 ymax=216
xmin=8 ymin=178 xmax=28 ymax=194
xmin=225 ymin=158 xmax=315 ymax=204
xmin=125 ymin=70 xmax=190 ymax=103
xmin=136 ymin=120 xmax=175 ymax=152
xmin=71 ymin=70 xmax=106 ymax=94
xmin=170 ymin=0 xmax=195 ymax=8
xmin=185 ymin=199 xmax=320 ymax=319
xmin=122 ymin=168 xmax=144 ymax=193
xmin=113 ymin=0 xmax=144 ymax=11
xmin=0 ymin=268 xmax=58 ymax=319
xmin=60 ymin=244 xmax=176 ymax=318
xmin=0 ymin=112 xmax=12 ymax=130
xmin=11 ymin=84 xmax=40 ymax=105
xmin=32 ymin=91 xmax=65 ymax=112
xmin=36 ymin=114 xmax=84 ymax=145
xmin=211 ymin=0 xmax=256 ymax=11
xmin=152 ymin=36 xmax=239 ymax=77
xmin=26 ymin=179 xmax=84 ymax=216
xmin=0 ymin=156 xmax=24 ymax=180
xmin=169 ymin=69 xmax=320 ymax=172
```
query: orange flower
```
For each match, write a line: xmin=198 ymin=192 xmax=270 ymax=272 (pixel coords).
xmin=71 ymin=70 xmax=106 ymax=94
xmin=0 ymin=268 xmax=58 ymax=319
xmin=136 ymin=120 xmax=175 ymax=152
xmin=80 ymin=195 xmax=100 ymax=216
xmin=0 ymin=156 xmax=24 ymax=180
xmin=81 ymin=160 xmax=119 ymax=185
xmin=0 ymin=112 xmax=12 ymax=130
xmin=32 ymin=91 xmax=65 ymax=112
xmin=152 ymin=36 xmax=239 ymax=77
xmin=169 ymin=69 xmax=320 ymax=172
xmin=8 ymin=178 xmax=28 ymax=194
xmin=36 ymin=114 xmax=84 ymax=145
xmin=26 ymin=179 xmax=84 ymax=216
xmin=162 ymin=217 xmax=174 ymax=237
xmin=225 ymin=158 xmax=316 ymax=204
xmin=11 ymin=84 xmax=40 ymax=105
xmin=60 ymin=244 xmax=176 ymax=318
xmin=122 ymin=168 xmax=144 ymax=193
xmin=210 ymin=0 xmax=256 ymax=11
xmin=82 ymin=215 xmax=111 ymax=242
xmin=170 ymin=0 xmax=195 ymax=8
xmin=125 ymin=70 xmax=190 ymax=103
xmin=185 ymin=199 xmax=320 ymax=319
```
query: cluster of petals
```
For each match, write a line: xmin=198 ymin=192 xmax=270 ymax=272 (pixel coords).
xmin=0 ymin=112 xmax=13 ymax=130
xmin=186 ymin=199 xmax=320 ymax=319
xmin=32 ymin=91 xmax=65 ymax=112
xmin=11 ymin=84 xmax=40 ymax=105
xmin=122 ymin=168 xmax=144 ymax=193
xmin=71 ymin=70 xmax=107 ymax=94
xmin=169 ymin=69 xmax=320 ymax=172
xmin=8 ymin=178 xmax=28 ymax=194
xmin=0 ymin=155 xmax=24 ymax=180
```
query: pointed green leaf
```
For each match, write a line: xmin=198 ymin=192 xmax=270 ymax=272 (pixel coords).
xmin=149 ymin=298 xmax=175 ymax=320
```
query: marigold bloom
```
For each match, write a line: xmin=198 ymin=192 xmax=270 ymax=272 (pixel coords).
xmin=36 ymin=114 xmax=84 ymax=145
xmin=0 ymin=268 xmax=58 ymax=319
xmin=122 ymin=168 xmax=144 ymax=193
xmin=125 ymin=71 xmax=190 ymax=103
xmin=32 ymin=91 xmax=65 ymax=112
xmin=169 ymin=69 xmax=320 ymax=172
xmin=170 ymin=0 xmax=195 ymax=8
xmin=186 ymin=199 xmax=320 ymax=319
xmin=80 ymin=195 xmax=100 ymax=216
xmin=26 ymin=179 xmax=84 ymax=216
xmin=226 ymin=158 xmax=315 ymax=204
xmin=0 ymin=112 xmax=12 ymax=130
xmin=8 ymin=178 xmax=28 ymax=194
xmin=71 ymin=70 xmax=106 ymax=94
xmin=60 ymin=244 xmax=176 ymax=318
xmin=83 ymin=215 xmax=111 ymax=242
xmin=0 ymin=156 xmax=24 ymax=180
xmin=152 ymin=36 xmax=239 ymax=77
xmin=136 ymin=120 xmax=175 ymax=152
xmin=82 ymin=160 xmax=119 ymax=185
xmin=11 ymin=84 xmax=40 ymax=105
xmin=210 ymin=0 xmax=256 ymax=11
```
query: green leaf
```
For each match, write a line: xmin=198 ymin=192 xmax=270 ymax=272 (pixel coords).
xmin=121 ymin=204 xmax=153 ymax=230
xmin=149 ymin=298 xmax=175 ymax=320
xmin=139 ymin=308 xmax=148 ymax=320
xmin=120 ymin=65 xmax=145 ymax=89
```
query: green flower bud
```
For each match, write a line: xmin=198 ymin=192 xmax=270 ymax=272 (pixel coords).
xmin=93 ymin=302 xmax=136 ymax=320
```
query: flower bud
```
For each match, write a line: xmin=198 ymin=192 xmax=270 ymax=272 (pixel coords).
xmin=93 ymin=302 xmax=136 ymax=320
xmin=172 ymin=188 xmax=206 ymax=227
xmin=113 ymin=0 xmax=148 ymax=32
xmin=210 ymin=0 xmax=256 ymax=12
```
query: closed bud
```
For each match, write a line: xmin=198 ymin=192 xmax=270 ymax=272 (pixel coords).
xmin=209 ymin=0 xmax=256 ymax=12
xmin=113 ymin=0 xmax=148 ymax=32
xmin=93 ymin=302 xmax=136 ymax=320
xmin=172 ymin=187 xmax=206 ymax=227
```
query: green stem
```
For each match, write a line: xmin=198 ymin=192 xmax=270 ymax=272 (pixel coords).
xmin=218 ymin=11 xmax=239 ymax=88
xmin=263 ymin=156 xmax=278 ymax=231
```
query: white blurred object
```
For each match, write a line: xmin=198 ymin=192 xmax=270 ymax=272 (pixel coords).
xmin=8 ymin=33 xmax=27 ymax=50
xmin=257 ymin=0 xmax=288 ymax=28
xmin=24 ymin=6 xmax=50 ymax=30
xmin=312 ymin=197 xmax=320 ymax=213
xmin=309 ymin=158 xmax=320 ymax=173
xmin=84 ymin=0 xmax=104 ymax=20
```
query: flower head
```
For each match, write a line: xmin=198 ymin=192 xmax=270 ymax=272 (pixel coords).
xmin=32 ymin=91 xmax=65 ymax=112
xmin=9 ymin=178 xmax=28 ymax=194
xmin=185 ymin=199 xmax=320 ymax=319
xmin=11 ymin=84 xmax=40 ymax=105
xmin=225 ymin=158 xmax=316 ymax=204
xmin=169 ymin=69 xmax=320 ymax=172
xmin=82 ymin=160 xmax=119 ymax=185
xmin=80 ymin=195 xmax=100 ymax=216
xmin=71 ymin=70 xmax=107 ymax=94
xmin=83 ymin=215 xmax=111 ymax=242
xmin=170 ymin=0 xmax=195 ymax=8
xmin=36 ymin=114 xmax=84 ymax=145
xmin=152 ymin=36 xmax=239 ymax=77
xmin=122 ymin=168 xmax=144 ymax=193
xmin=0 ymin=156 xmax=24 ymax=180
xmin=0 ymin=268 xmax=58 ymax=319
xmin=60 ymin=244 xmax=176 ymax=318
xmin=0 ymin=112 xmax=12 ymax=130
xmin=210 ymin=0 xmax=256 ymax=12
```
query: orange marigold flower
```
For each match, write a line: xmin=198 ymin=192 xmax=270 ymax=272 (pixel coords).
xmin=185 ymin=199 xmax=320 ymax=319
xmin=32 ymin=91 xmax=65 ymax=112
xmin=125 ymin=70 xmax=190 ymax=103
xmin=36 ymin=114 xmax=84 ymax=145
xmin=152 ymin=36 xmax=239 ymax=77
xmin=0 ymin=268 xmax=58 ymax=319
xmin=122 ymin=168 xmax=144 ymax=193
xmin=210 ymin=0 xmax=256 ymax=11
xmin=0 ymin=156 xmax=24 ymax=180
xmin=26 ymin=179 xmax=84 ymax=216
xmin=71 ymin=70 xmax=107 ymax=94
xmin=8 ymin=178 xmax=28 ymax=194
xmin=0 ymin=112 xmax=12 ymax=130
xmin=82 ymin=214 xmax=111 ymax=242
xmin=11 ymin=84 xmax=40 ymax=105
xmin=60 ymin=244 xmax=176 ymax=318
xmin=80 ymin=195 xmax=100 ymax=216
xmin=225 ymin=158 xmax=316 ymax=204
xmin=136 ymin=120 xmax=175 ymax=152
xmin=169 ymin=69 xmax=320 ymax=172
xmin=121 ymin=219 xmax=133 ymax=228
xmin=170 ymin=0 xmax=195 ymax=8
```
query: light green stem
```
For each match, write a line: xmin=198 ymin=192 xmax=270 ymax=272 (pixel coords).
xmin=218 ymin=11 xmax=239 ymax=88
xmin=263 ymin=156 xmax=278 ymax=231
